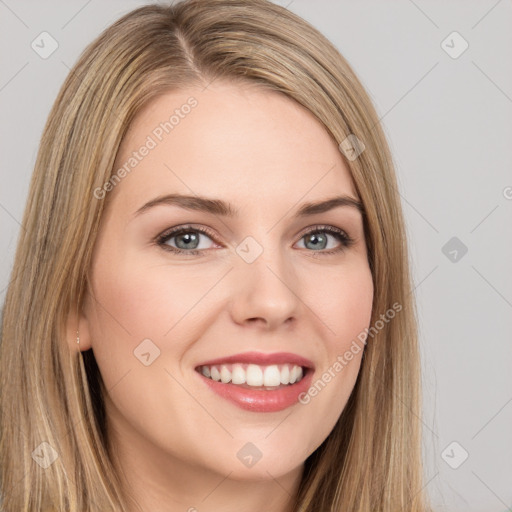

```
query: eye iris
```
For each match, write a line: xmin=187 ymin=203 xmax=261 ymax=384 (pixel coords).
xmin=176 ymin=232 xmax=200 ymax=250
xmin=305 ymin=232 xmax=327 ymax=250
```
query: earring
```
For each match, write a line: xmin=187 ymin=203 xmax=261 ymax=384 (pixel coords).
xmin=76 ymin=329 xmax=80 ymax=346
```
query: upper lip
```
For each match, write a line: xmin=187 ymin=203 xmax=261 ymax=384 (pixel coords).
xmin=196 ymin=351 xmax=315 ymax=370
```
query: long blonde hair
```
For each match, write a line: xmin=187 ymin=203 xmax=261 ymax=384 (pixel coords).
xmin=0 ymin=1 xmax=431 ymax=510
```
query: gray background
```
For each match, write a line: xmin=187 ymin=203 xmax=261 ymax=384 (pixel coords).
xmin=1 ymin=1 xmax=511 ymax=511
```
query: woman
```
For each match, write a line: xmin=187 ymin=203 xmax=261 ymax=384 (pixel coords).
xmin=0 ymin=1 xmax=432 ymax=510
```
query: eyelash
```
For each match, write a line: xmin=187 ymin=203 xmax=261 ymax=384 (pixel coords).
xmin=155 ymin=224 xmax=355 ymax=257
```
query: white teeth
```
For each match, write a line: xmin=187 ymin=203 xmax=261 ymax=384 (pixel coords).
xmin=263 ymin=365 xmax=281 ymax=387
xmin=246 ymin=364 xmax=263 ymax=386
xmin=220 ymin=365 xmax=231 ymax=384
xmin=280 ymin=365 xmax=290 ymax=385
xmin=231 ymin=364 xmax=246 ymax=384
xmin=210 ymin=366 xmax=221 ymax=382
xmin=199 ymin=363 xmax=305 ymax=387
xmin=290 ymin=365 xmax=303 ymax=384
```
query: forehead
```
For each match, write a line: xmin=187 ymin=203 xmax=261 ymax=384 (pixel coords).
xmin=109 ymin=81 xmax=357 ymax=213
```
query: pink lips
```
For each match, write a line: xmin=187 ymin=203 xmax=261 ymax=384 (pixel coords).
xmin=196 ymin=351 xmax=314 ymax=369
xmin=195 ymin=351 xmax=315 ymax=413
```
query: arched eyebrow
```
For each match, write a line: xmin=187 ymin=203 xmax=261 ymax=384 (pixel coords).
xmin=132 ymin=193 xmax=364 ymax=218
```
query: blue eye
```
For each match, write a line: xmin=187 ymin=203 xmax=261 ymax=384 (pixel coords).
xmin=296 ymin=226 xmax=354 ymax=254
xmin=156 ymin=224 xmax=354 ymax=256
xmin=157 ymin=225 xmax=218 ymax=255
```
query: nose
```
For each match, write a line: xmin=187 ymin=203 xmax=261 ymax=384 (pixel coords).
xmin=229 ymin=246 xmax=302 ymax=330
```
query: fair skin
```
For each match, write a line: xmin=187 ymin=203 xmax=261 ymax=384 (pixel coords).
xmin=71 ymin=80 xmax=374 ymax=512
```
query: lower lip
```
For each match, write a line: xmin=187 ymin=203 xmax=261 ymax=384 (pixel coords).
xmin=197 ymin=369 xmax=314 ymax=412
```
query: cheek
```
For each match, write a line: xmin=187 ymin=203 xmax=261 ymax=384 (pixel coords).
xmin=90 ymin=254 xmax=208 ymax=340
xmin=86 ymin=249 xmax=226 ymax=387
xmin=85 ymin=253 xmax=177 ymax=386
xmin=309 ymin=260 xmax=374 ymax=351
xmin=293 ymin=261 xmax=373 ymax=443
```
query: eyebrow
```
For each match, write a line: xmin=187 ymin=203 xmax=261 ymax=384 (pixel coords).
xmin=133 ymin=193 xmax=364 ymax=218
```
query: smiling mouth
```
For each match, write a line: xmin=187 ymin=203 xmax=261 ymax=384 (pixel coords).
xmin=195 ymin=362 xmax=307 ymax=390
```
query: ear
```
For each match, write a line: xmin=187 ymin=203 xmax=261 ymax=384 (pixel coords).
xmin=66 ymin=298 xmax=93 ymax=352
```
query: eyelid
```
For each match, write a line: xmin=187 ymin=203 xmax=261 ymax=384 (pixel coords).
xmin=156 ymin=224 xmax=219 ymax=243
xmin=296 ymin=223 xmax=349 ymax=239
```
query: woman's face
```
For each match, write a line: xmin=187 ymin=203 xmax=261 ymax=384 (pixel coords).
xmin=80 ymin=81 xmax=373 ymax=491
